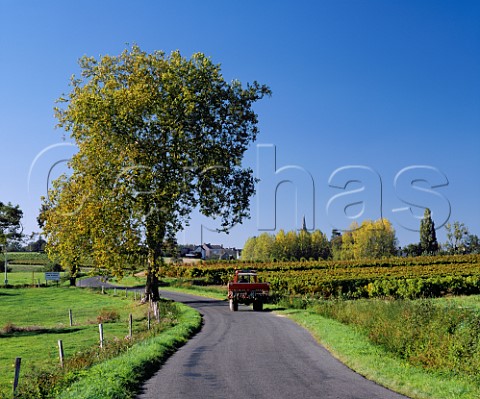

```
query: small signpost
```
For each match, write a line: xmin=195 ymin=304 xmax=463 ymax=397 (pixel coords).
xmin=45 ymin=272 xmax=60 ymax=286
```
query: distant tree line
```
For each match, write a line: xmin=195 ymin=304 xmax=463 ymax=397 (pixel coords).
xmin=242 ymin=210 xmax=480 ymax=261
xmin=242 ymin=229 xmax=331 ymax=261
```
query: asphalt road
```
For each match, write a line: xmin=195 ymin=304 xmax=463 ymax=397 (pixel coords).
xmin=136 ymin=291 xmax=410 ymax=399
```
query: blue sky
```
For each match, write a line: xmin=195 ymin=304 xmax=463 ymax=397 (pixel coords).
xmin=0 ymin=0 xmax=478 ymax=248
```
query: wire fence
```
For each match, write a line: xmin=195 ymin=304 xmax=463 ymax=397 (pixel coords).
xmin=0 ymin=289 xmax=172 ymax=398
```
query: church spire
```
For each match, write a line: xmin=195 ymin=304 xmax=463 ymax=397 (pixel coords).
xmin=301 ymin=215 xmax=307 ymax=231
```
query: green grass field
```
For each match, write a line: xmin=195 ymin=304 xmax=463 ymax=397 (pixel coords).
xmin=0 ymin=287 xmax=151 ymax=396
xmin=2 ymin=269 xmax=66 ymax=286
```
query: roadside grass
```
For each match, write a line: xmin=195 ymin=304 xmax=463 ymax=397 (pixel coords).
xmin=54 ymin=303 xmax=201 ymax=399
xmin=160 ymin=283 xmax=480 ymax=399
xmin=160 ymin=283 xmax=227 ymax=300
xmin=0 ymin=287 xmax=152 ymax=396
xmin=108 ymin=275 xmax=146 ymax=287
xmin=312 ymin=298 xmax=480 ymax=381
xmin=109 ymin=276 xmax=229 ymax=299
xmin=284 ymin=308 xmax=480 ymax=399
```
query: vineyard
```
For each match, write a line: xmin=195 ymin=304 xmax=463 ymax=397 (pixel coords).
xmin=164 ymin=254 xmax=480 ymax=299
xmin=1 ymin=252 xmax=50 ymax=265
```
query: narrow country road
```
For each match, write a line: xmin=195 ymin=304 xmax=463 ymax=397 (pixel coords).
xmin=136 ymin=291 xmax=409 ymax=399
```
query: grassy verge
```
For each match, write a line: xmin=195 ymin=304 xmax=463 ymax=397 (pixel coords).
xmin=55 ymin=303 xmax=201 ymax=399
xmin=159 ymin=284 xmax=480 ymax=399
xmin=284 ymin=309 xmax=480 ymax=399
xmin=160 ymin=283 xmax=227 ymax=300
xmin=107 ymin=276 xmax=228 ymax=299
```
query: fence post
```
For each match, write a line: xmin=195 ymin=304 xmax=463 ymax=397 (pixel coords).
xmin=99 ymin=323 xmax=104 ymax=348
xmin=129 ymin=314 xmax=133 ymax=339
xmin=13 ymin=357 xmax=21 ymax=396
xmin=58 ymin=340 xmax=65 ymax=368
xmin=114 ymin=288 xmax=117 ymax=296
xmin=147 ymin=310 xmax=151 ymax=330
xmin=101 ymin=286 xmax=104 ymax=295
xmin=69 ymin=309 xmax=73 ymax=327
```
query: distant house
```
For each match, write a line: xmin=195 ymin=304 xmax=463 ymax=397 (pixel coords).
xmin=179 ymin=245 xmax=197 ymax=257
xmin=187 ymin=243 xmax=243 ymax=260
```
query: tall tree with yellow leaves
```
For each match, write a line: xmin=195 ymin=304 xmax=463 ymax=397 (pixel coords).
xmin=43 ymin=46 xmax=270 ymax=299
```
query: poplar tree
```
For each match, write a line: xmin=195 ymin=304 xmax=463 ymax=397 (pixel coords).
xmin=420 ymin=208 xmax=438 ymax=255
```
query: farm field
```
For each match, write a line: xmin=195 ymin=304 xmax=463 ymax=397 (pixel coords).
xmin=0 ymin=287 xmax=155 ymax=396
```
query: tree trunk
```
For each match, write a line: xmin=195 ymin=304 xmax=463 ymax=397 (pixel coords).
xmin=69 ymin=263 xmax=79 ymax=287
xmin=144 ymin=213 xmax=165 ymax=302
xmin=145 ymin=247 xmax=161 ymax=302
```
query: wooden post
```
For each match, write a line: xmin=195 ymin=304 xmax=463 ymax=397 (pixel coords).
xmin=114 ymin=288 xmax=117 ymax=296
xmin=58 ymin=340 xmax=65 ymax=368
xmin=13 ymin=357 xmax=21 ymax=396
xmin=69 ymin=309 xmax=73 ymax=327
xmin=147 ymin=310 xmax=151 ymax=330
xmin=101 ymin=286 xmax=104 ymax=295
xmin=99 ymin=323 xmax=104 ymax=348
xmin=155 ymin=302 xmax=160 ymax=322
xmin=129 ymin=314 xmax=133 ymax=339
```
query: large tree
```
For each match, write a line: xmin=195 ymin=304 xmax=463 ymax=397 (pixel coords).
xmin=43 ymin=46 xmax=270 ymax=299
xmin=420 ymin=208 xmax=438 ymax=255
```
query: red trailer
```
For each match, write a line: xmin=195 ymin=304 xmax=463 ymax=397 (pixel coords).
xmin=227 ymin=269 xmax=269 ymax=311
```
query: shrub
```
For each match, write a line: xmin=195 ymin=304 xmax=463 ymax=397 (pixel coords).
xmin=96 ymin=309 xmax=120 ymax=324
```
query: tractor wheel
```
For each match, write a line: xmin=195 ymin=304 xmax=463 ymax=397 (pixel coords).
xmin=253 ymin=300 xmax=263 ymax=311
xmin=229 ymin=299 xmax=238 ymax=311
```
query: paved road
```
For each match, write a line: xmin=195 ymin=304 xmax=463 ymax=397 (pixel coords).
xmin=136 ymin=291 xmax=409 ymax=399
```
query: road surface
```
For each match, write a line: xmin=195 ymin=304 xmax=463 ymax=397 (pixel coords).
xmin=136 ymin=291 xmax=409 ymax=399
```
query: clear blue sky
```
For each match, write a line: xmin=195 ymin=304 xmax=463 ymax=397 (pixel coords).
xmin=1 ymin=0 xmax=479 ymax=248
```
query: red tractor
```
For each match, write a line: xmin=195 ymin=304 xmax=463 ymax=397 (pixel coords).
xmin=227 ymin=269 xmax=269 ymax=311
